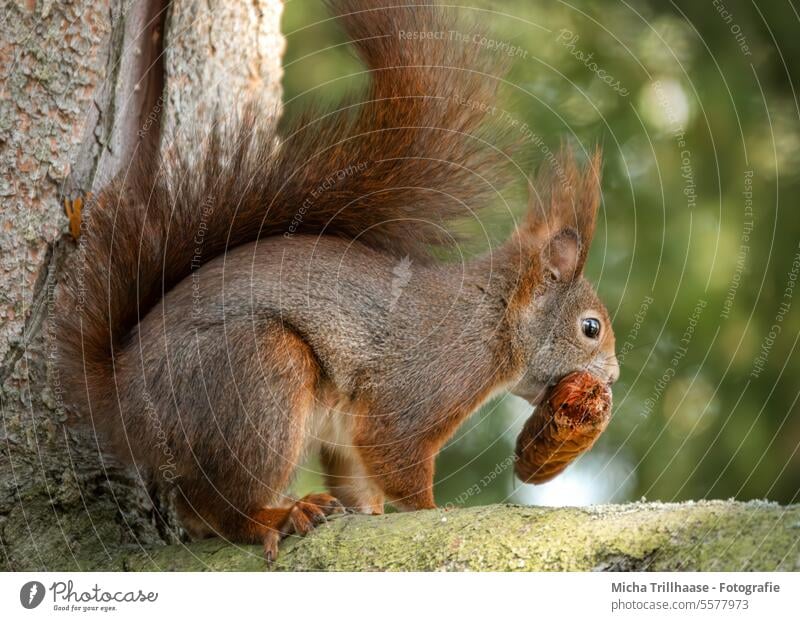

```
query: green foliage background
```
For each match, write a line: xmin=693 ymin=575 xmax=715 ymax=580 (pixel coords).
xmin=284 ymin=0 xmax=800 ymax=506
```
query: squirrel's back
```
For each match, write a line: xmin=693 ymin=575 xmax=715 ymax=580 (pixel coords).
xmin=124 ymin=232 xmax=487 ymax=425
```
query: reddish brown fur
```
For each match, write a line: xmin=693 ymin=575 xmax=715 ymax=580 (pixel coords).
xmin=169 ymin=325 xmax=322 ymax=546
xmin=349 ymin=309 xmax=526 ymax=509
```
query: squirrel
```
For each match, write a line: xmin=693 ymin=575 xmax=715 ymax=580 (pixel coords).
xmin=56 ymin=0 xmax=619 ymax=560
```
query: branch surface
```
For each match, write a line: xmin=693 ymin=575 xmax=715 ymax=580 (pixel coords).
xmin=87 ymin=501 xmax=800 ymax=571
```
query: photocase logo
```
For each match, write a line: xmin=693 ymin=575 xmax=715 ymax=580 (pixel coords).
xmin=20 ymin=581 xmax=45 ymax=609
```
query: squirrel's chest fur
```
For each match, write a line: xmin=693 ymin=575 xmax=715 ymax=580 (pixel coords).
xmin=307 ymin=386 xmax=359 ymax=457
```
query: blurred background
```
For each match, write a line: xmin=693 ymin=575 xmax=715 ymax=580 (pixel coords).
xmin=286 ymin=0 xmax=800 ymax=506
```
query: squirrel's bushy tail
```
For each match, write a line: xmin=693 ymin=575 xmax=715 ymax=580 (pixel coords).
xmin=56 ymin=0 xmax=514 ymax=414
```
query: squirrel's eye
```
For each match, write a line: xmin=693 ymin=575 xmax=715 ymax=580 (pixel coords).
xmin=582 ymin=317 xmax=601 ymax=339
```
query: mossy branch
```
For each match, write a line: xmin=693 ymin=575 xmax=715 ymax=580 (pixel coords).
xmin=85 ymin=500 xmax=800 ymax=571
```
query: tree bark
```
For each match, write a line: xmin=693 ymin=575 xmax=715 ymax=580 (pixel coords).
xmin=0 ymin=0 xmax=284 ymax=572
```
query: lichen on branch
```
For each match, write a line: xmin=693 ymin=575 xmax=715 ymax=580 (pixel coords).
xmin=83 ymin=500 xmax=800 ymax=572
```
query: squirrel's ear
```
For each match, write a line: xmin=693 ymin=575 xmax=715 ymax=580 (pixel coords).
xmin=523 ymin=146 xmax=602 ymax=283
xmin=541 ymin=227 xmax=580 ymax=282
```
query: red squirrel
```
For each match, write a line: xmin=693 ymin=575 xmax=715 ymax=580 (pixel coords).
xmin=56 ymin=0 xmax=619 ymax=560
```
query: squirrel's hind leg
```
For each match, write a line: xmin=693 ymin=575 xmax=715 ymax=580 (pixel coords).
xmin=171 ymin=322 xmax=342 ymax=560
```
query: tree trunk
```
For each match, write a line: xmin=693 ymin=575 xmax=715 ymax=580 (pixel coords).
xmin=0 ymin=0 xmax=284 ymax=572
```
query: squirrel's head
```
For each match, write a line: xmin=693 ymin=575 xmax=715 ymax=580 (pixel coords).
xmin=507 ymin=148 xmax=618 ymax=405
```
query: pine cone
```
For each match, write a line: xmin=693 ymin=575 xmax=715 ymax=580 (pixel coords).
xmin=514 ymin=371 xmax=612 ymax=484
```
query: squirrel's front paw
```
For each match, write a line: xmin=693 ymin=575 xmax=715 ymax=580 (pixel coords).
xmin=260 ymin=493 xmax=344 ymax=562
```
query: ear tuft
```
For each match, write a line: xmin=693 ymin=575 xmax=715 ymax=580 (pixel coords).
xmin=522 ymin=145 xmax=602 ymax=282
